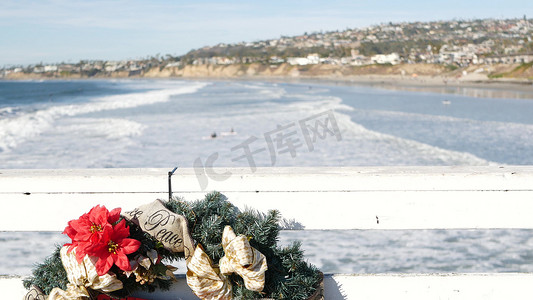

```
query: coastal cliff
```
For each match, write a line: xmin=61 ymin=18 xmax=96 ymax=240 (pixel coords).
xmin=4 ymin=63 xmax=533 ymax=85
xmin=131 ymin=63 xmax=533 ymax=86
xmin=142 ymin=63 xmax=449 ymax=78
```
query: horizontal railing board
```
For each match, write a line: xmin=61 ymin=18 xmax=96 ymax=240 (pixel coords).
xmin=1 ymin=166 xmax=533 ymax=193
xmin=327 ymin=273 xmax=533 ymax=300
xmin=2 ymin=167 xmax=533 ymax=230
xmin=2 ymin=191 xmax=533 ymax=231
xmin=3 ymin=273 xmax=533 ymax=300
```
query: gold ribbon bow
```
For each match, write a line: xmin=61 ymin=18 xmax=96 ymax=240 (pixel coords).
xmin=186 ymin=226 xmax=268 ymax=300
xmin=186 ymin=245 xmax=233 ymax=300
xmin=48 ymin=246 xmax=123 ymax=300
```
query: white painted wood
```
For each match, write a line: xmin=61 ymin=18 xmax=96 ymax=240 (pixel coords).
xmin=0 ymin=277 xmax=27 ymax=299
xmin=1 ymin=167 xmax=533 ymax=230
xmin=2 ymin=166 xmax=533 ymax=193
xmin=3 ymin=167 xmax=533 ymax=299
xmin=3 ymin=190 xmax=533 ymax=231
xmin=4 ymin=274 xmax=533 ymax=300
xmin=325 ymin=273 xmax=533 ymax=300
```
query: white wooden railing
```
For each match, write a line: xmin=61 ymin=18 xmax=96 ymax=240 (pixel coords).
xmin=1 ymin=166 xmax=533 ymax=299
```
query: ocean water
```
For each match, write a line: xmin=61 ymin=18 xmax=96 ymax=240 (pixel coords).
xmin=2 ymin=229 xmax=533 ymax=276
xmin=2 ymin=79 xmax=533 ymax=276
xmin=2 ymin=79 xmax=533 ymax=168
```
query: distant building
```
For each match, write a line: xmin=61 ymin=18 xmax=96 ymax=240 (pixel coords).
xmin=350 ymin=55 xmax=372 ymax=66
xmin=44 ymin=65 xmax=58 ymax=72
xmin=306 ymin=53 xmax=320 ymax=64
xmin=164 ymin=62 xmax=181 ymax=68
xmin=105 ymin=63 xmax=120 ymax=72
xmin=483 ymin=53 xmax=533 ymax=64
xmin=287 ymin=54 xmax=321 ymax=65
xmin=287 ymin=57 xmax=310 ymax=65
xmin=269 ymin=56 xmax=285 ymax=64
xmin=58 ymin=64 xmax=76 ymax=72
xmin=370 ymin=53 xmax=400 ymax=65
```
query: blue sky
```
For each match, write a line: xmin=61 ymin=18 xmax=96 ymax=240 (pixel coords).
xmin=0 ymin=0 xmax=531 ymax=66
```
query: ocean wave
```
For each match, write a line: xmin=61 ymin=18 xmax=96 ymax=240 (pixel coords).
xmin=0 ymin=80 xmax=506 ymax=167
xmin=56 ymin=118 xmax=146 ymax=140
xmin=177 ymin=82 xmax=493 ymax=167
xmin=332 ymin=110 xmax=493 ymax=166
xmin=0 ymin=82 xmax=207 ymax=152
xmin=347 ymin=108 xmax=533 ymax=164
xmin=0 ymin=106 xmax=17 ymax=117
xmin=262 ymin=89 xmax=492 ymax=166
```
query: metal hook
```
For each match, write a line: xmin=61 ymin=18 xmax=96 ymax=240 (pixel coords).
xmin=168 ymin=166 xmax=178 ymax=200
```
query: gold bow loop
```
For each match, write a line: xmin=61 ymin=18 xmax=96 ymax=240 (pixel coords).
xmin=219 ymin=226 xmax=268 ymax=292
xmin=186 ymin=226 xmax=268 ymax=300
xmin=48 ymin=246 xmax=123 ymax=300
xmin=186 ymin=245 xmax=233 ymax=300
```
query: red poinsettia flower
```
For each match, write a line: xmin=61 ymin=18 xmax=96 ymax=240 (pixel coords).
xmin=93 ymin=219 xmax=141 ymax=276
xmin=61 ymin=205 xmax=140 ymax=276
xmin=62 ymin=205 xmax=122 ymax=262
xmin=72 ymin=205 xmax=121 ymax=241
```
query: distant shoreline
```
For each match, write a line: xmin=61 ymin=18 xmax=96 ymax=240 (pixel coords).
xmin=3 ymin=63 xmax=533 ymax=99
xmin=172 ymin=71 xmax=533 ymax=99
xmin=233 ymin=76 xmax=533 ymax=100
xmin=298 ymin=74 xmax=533 ymax=97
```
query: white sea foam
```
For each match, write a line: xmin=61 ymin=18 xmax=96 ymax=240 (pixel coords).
xmin=332 ymin=109 xmax=493 ymax=166
xmin=56 ymin=118 xmax=145 ymax=140
xmin=0 ymin=107 xmax=15 ymax=116
xmin=231 ymin=88 xmax=494 ymax=166
xmin=348 ymin=108 xmax=533 ymax=164
xmin=153 ymin=83 xmax=494 ymax=168
xmin=272 ymin=90 xmax=492 ymax=165
xmin=0 ymin=82 xmax=207 ymax=152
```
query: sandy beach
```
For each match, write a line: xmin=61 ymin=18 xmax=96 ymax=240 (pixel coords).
xmin=297 ymin=74 xmax=533 ymax=99
xmin=194 ymin=73 xmax=533 ymax=100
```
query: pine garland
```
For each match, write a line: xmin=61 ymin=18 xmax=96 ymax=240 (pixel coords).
xmin=22 ymin=245 xmax=68 ymax=295
xmin=164 ymin=191 xmax=321 ymax=299
xmin=24 ymin=192 xmax=321 ymax=299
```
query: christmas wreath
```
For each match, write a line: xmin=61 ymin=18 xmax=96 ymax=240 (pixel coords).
xmin=24 ymin=192 xmax=322 ymax=300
